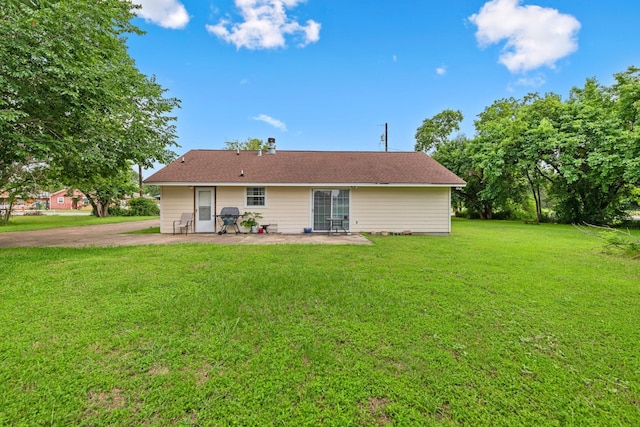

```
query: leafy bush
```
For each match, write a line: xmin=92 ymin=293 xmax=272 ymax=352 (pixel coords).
xmin=105 ymin=198 xmax=159 ymax=217
xmin=106 ymin=205 xmax=127 ymax=216
xmin=127 ymin=197 xmax=159 ymax=216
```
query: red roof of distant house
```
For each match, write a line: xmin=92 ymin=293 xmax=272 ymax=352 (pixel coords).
xmin=145 ymin=150 xmax=466 ymax=186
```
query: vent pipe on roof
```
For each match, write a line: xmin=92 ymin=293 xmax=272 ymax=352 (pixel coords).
xmin=257 ymin=149 xmax=262 ymax=156
xmin=267 ymin=137 xmax=276 ymax=154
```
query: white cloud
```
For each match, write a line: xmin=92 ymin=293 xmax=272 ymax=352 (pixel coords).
xmin=516 ymin=74 xmax=546 ymax=87
xmin=132 ymin=0 xmax=190 ymax=29
xmin=436 ymin=66 xmax=447 ymax=76
xmin=469 ymin=0 xmax=580 ymax=73
xmin=206 ymin=0 xmax=321 ymax=49
xmin=252 ymin=114 xmax=287 ymax=131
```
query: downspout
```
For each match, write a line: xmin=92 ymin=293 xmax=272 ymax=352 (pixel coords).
xmin=448 ymin=187 xmax=452 ymax=234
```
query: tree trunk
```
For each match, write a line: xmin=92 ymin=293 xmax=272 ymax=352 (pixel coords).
xmin=526 ymin=172 xmax=543 ymax=223
xmin=479 ymin=206 xmax=493 ymax=220
xmin=1 ymin=207 xmax=10 ymax=226
xmin=138 ymin=164 xmax=143 ymax=198
xmin=87 ymin=197 xmax=110 ymax=217
xmin=1 ymin=198 xmax=16 ymax=226
xmin=535 ymin=187 xmax=543 ymax=223
xmin=94 ymin=201 xmax=110 ymax=218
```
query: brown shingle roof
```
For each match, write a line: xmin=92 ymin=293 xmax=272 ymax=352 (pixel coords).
xmin=145 ymin=150 xmax=466 ymax=186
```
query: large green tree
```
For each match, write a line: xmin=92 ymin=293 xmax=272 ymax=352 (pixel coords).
xmin=77 ymin=166 xmax=138 ymax=218
xmin=544 ymin=76 xmax=638 ymax=223
xmin=414 ymin=109 xmax=463 ymax=153
xmin=431 ymin=134 xmax=497 ymax=219
xmin=417 ymin=108 xmax=529 ymax=219
xmin=0 ymin=0 xmax=179 ymax=218
xmin=473 ymin=95 xmax=563 ymax=223
xmin=427 ymin=66 xmax=640 ymax=225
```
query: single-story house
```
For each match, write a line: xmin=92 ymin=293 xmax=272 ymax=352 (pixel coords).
xmin=49 ymin=189 xmax=87 ymax=210
xmin=144 ymin=147 xmax=466 ymax=235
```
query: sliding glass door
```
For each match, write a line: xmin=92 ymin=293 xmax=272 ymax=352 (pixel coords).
xmin=313 ymin=189 xmax=349 ymax=231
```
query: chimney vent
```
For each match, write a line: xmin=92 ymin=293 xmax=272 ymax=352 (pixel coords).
xmin=267 ymin=137 xmax=276 ymax=154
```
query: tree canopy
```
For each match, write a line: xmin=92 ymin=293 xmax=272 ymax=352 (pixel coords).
xmin=414 ymin=109 xmax=463 ymax=153
xmin=419 ymin=66 xmax=640 ymax=224
xmin=0 ymin=0 xmax=180 ymax=218
xmin=224 ymin=138 xmax=268 ymax=151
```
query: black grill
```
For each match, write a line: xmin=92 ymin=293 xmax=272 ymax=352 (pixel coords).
xmin=216 ymin=207 xmax=241 ymax=234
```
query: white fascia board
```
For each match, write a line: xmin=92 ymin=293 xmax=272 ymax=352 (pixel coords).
xmin=151 ymin=182 xmax=465 ymax=188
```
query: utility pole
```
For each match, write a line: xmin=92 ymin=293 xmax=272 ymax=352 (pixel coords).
xmin=138 ymin=164 xmax=143 ymax=197
xmin=380 ymin=123 xmax=388 ymax=152
xmin=384 ymin=122 xmax=388 ymax=152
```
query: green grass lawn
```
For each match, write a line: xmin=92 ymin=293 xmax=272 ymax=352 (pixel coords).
xmin=123 ymin=226 xmax=161 ymax=234
xmin=0 ymin=215 xmax=157 ymax=232
xmin=0 ymin=220 xmax=638 ymax=426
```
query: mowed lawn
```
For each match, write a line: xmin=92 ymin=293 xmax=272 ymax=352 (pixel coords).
xmin=0 ymin=220 xmax=638 ymax=426
xmin=0 ymin=214 xmax=157 ymax=232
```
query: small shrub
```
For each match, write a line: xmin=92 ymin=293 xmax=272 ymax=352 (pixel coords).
xmin=106 ymin=205 xmax=127 ymax=216
xmin=127 ymin=197 xmax=159 ymax=216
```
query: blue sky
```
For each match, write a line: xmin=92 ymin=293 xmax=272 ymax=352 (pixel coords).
xmin=128 ymin=0 xmax=639 ymax=175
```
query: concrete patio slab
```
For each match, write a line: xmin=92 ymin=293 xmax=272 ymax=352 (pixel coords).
xmin=0 ymin=219 xmax=372 ymax=248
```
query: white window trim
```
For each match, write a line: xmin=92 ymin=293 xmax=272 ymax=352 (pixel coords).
xmin=57 ymin=197 xmax=64 ymax=204
xmin=310 ymin=188 xmax=351 ymax=232
xmin=244 ymin=187 xmax=267 ymax=208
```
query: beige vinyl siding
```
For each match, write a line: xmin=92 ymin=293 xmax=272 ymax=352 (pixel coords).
xmin=350 ymin=187 xmax=451 ymax=234
xmin=160 ymin=186 xmax=194 ymax=234
xmin=216 ymin=186 xmax=311 ymax=234
xmin=160 ymin=185 xmax=451 ymax=234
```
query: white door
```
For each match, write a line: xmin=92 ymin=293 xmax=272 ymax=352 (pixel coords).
xmin=195 ymin=188 xmax=215 ymax=233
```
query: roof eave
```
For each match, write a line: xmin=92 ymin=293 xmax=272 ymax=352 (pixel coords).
xmin=145 ymin=181 xmax=466 ymax=188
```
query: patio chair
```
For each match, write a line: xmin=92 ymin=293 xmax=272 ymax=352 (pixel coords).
xmin=173 ymin=212 xmax=193 ymax=235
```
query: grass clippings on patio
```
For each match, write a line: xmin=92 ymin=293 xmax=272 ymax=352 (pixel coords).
xmin=0 ymin=220 xmax=638 ymax=425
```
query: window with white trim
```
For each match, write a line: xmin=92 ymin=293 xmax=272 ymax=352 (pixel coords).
xmin=246 ymin=187 xmax=266 ymax=207
xmin=57 ymin=197 xmax=64 ymax=204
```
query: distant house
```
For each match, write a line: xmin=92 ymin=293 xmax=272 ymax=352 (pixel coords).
xmin=144 ymin=147 xmax=466 ymax=235
xmin=49 ymin=189 xmax=87 ymax=210
xmin=0 ymin=191 xmax=47 ymax=210
xmin=0 ymin=192 xmax=11 ymax=211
